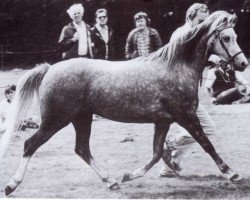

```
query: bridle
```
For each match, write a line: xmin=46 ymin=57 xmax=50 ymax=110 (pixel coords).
xmin=210 ymin=26 xmax=243 ymax=67
xmin=209 ymin=25 xmax=244 ymax=81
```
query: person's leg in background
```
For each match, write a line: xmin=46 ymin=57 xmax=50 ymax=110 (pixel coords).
xmin=232 ymin=85 xmax=250 ymax=104
xmin=233 ymin=94 xmax=250 ymax=104
xmin=160 ymin=125 xmax=194 ymax=177
xmin=213 ymin=88 xmax=243 ymax=105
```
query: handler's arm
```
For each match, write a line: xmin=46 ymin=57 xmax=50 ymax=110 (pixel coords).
xmin=205 ymin=68 xmax=216 ymax=97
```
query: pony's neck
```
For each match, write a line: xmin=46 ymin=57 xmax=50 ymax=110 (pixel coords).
xmin=195 ymin=35 xmax=210 ymax=76
xmin=171 ymin=26 xmax=210 ymax=79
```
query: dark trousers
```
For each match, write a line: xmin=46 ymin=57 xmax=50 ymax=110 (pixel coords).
xmin=215 ymin=87 xmax=250 ymax=104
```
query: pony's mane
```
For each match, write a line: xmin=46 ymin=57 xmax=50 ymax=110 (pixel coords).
xmin=135 ymin=11 xmax=237 ymax=65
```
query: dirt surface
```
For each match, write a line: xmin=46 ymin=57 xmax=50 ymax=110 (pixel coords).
xmin=0 ymin=66 xmax=250 ymax=199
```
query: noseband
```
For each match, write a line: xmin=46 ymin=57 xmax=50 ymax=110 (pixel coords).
xmin=210 ymin=26 xmax=243 ymax=66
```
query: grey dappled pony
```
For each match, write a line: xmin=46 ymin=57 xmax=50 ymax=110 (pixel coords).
xmin=0 ymin=11 xmax=248 ymax=195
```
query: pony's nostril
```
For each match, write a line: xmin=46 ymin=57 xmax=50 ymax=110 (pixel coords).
xmin=241 ymin=62 xmax=247 ymax=67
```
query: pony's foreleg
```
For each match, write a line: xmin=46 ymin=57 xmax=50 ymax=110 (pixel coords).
xmin=122 ymin=121 xmax=169 ymax=182
xmin=177 ymin=114 xmax=242 ymax=183
xmin=72 ymin=113 xmax=119 ymax=190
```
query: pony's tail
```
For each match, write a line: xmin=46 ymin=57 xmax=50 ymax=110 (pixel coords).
xmin=0 ymin=63 xmax=50 ymax=162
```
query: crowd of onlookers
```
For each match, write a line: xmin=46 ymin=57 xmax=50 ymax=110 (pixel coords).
xmin=57 ymin=4 xmax=163 ymax=61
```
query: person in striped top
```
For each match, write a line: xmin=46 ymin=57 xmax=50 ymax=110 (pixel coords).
xmin=125 ymin=12 xmax=162 ymax=59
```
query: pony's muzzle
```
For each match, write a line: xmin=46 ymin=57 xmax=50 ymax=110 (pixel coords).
xmin=237 ymin=61 xmax=248 ymax=71
xmin=234 ymin=54 xmax=248 ymax=71
xmin=241 ymin=61 xmax=248 ymax=68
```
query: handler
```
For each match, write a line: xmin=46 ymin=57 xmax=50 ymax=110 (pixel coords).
xmin=160 ymin=3 xmax=216 ymax=177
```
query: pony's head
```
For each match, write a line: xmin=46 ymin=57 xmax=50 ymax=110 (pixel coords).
xmin=137 ymin=11 xmax=248 ymax=73
xmin=206 ymin=11 xmax=248 ymax=71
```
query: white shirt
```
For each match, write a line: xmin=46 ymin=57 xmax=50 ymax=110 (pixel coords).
xmin=73 ymin=21 xmax=88 ymax=56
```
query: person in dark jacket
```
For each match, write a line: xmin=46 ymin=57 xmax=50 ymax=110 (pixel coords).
xmin=125 ymin=12 xmax=162 ymax=59
xmin=90 ymin=9 xmax=114 ymax=60
xmin=58 ymin=4 xmax=93 ymax=60
xmin=205 ymin=55 xmax=250 ymax=105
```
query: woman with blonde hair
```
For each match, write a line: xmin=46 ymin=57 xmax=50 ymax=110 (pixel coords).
xmin=58 ymin=4 xmax=93 ymax=60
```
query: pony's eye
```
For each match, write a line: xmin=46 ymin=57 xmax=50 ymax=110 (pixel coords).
xmin=223 ymin=36 xmax=230 ymax=42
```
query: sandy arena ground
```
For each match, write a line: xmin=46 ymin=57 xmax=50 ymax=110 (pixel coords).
xmin=0 ymin=65 xmax=250 ymax=199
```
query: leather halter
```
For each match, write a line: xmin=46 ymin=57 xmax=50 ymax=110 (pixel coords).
xmin=211 ymin=26 xmax=243 ymax=65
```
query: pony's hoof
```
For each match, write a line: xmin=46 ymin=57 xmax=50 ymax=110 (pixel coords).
xmin=122 ymin=172 xmax=132 ymax=182
xmin=5 ymin=185 xmax=15 ymax=196
xmin=228 ymin=173 xmax=243 ymax=183
xmin=108 ymin=182 xmax=120 ymax=190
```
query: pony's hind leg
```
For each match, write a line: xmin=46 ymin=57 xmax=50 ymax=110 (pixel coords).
xmin=5 ymin=119 xmax=70 ymax=196
xmin=72 ymin=112 xmax=119 ymax=190
xmin=177 ymin=113 xmax=241 ymax=182
xmin=122 ymin=121 xmax=170 ymax=182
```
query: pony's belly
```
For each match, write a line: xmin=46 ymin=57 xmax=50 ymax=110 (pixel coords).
xmin=93 ymin=106 xmax=173 ymax=123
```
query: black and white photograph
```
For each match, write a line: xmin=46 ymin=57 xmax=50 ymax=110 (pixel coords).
xmin=0 ymin=0 xmax=250 ymax=199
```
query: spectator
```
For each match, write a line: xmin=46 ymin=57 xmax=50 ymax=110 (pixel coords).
xmin=125 ymin=12 xmax=162 ymax=59
xmin=0 ymin=85 xmax=39 ymax=134
xmin=0 ymin=85 xmax=16 ymax=133
xmin=58 ymin=4 xmax=93 ymax=60
xmin=205 ymin=55 xmax=250 ymax=105
xmin=91 ymin=9 xmax=114 ymax=60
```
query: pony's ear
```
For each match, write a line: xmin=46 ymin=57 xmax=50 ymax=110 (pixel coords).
xmin=188 ymin=11 xmax=196 ymax=21
xmin=213 ymin=29 xmax=220 ymax=37
xmin=229 ymin=14 xmax=238 ymax=26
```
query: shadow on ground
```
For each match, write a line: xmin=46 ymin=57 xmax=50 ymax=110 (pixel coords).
xmin=126 ymin=176 xmax=250 ymax=199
